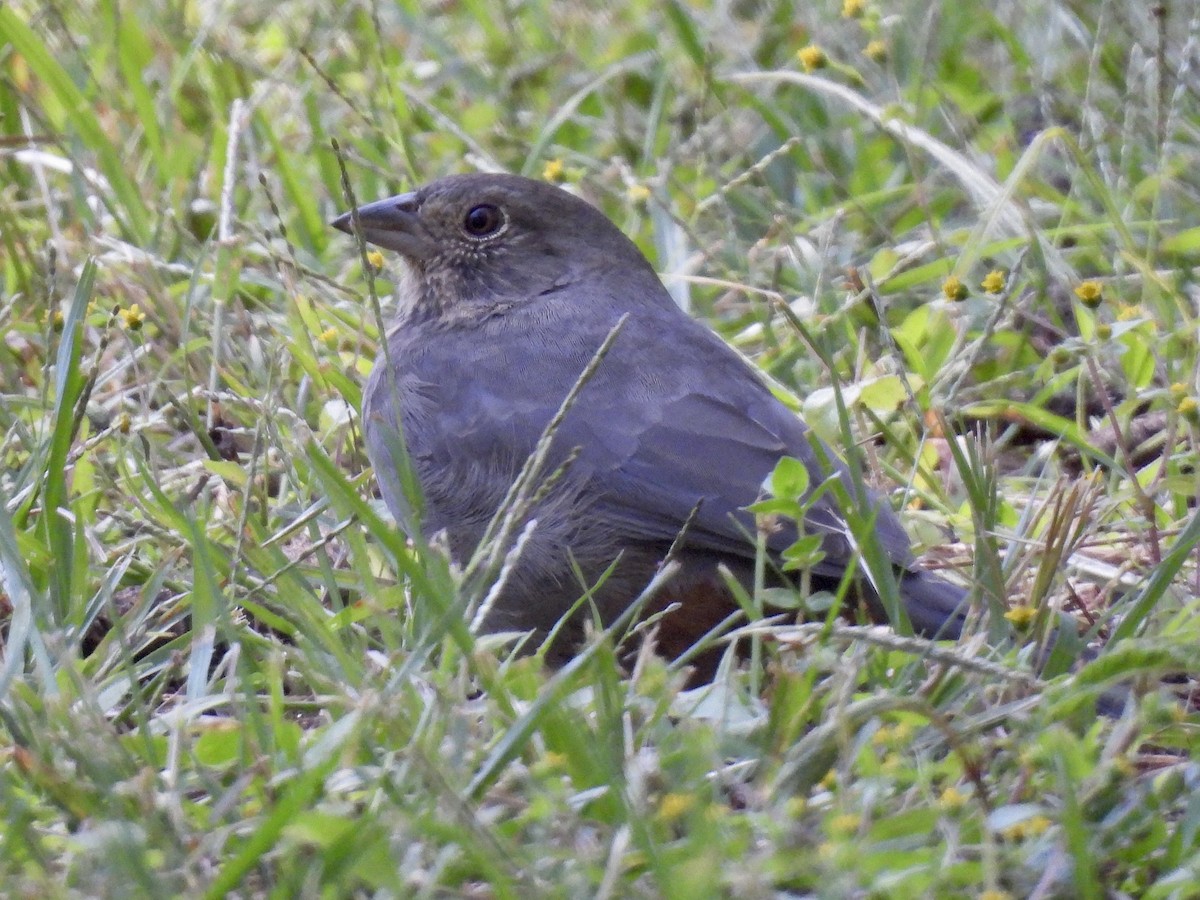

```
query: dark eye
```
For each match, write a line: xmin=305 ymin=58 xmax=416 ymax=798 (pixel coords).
xmin=462 ymin=204 xmax=505 ymax=238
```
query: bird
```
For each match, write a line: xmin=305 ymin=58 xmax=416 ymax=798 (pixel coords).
xmin=332 ymin=173 xmax=968 ymax=673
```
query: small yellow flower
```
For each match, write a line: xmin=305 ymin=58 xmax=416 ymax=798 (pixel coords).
xmin=627 ymin=183 xmax=652 ymax=204
xmin=45 ymin=309 xmax=65 ymax=332
xmin=120 ymin=304 xmax=146 ymax=331
xmin=842 ymin=0 xmax=866 ymax=17
xmin=366 ymin=250 xmax=385 ymax=271
xmin=942 ymin=275 xmax=968 ymax=302
xmin=1022 ymin=816 xmax=1051 ymax=840
xmin=864 ymin=39 xmax=887 ymax=62
xmin=829 ymin=812 xmax=860 ymax=836
xmin=1169 ymin=382 xmax=1189 ymax=400
xmin=1116 ymin=303 xmax=1143 ymax=321
xmin=318 ymin=327 xmax=338 ymax=347
xmin=816 ymin=841 xmax=839 ymax=860
xmin=530 ymin=750 xmax=567 ymax=777
xmin=939 ymin=786 xmax=968 ymax=811
xmin=1003 ymin=605 xmax=1037 ymax=628
xmin=797 ymin=44 xmax=828 ymax=72
xmin=819 ymin=770 xmax=838 ymax=791
xmin=1074 ymin=280 xmax=1103 ymax=308
xmin=1178 ymin=396 xmax=1199 ymax=424
xmin=542 ymin=158 xmax=565 ymax=182
xmin=871 ymin=721 xmax=912 ymax=748
xmin=657 ymin=792 xmax=694 ymax=822
xmin=1002 ymin=814 xmax=1052 ymax=840
xmin=116 ymin=413 xmax=132 ymax=435
xmin=981 ymin=269 xmax=1005 ymax=294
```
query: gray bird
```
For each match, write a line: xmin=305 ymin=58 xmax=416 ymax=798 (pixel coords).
xmin=333 ymin=173 xmax=967 ymax=669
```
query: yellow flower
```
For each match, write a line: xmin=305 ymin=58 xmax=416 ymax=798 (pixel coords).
xmin=864 ymin=40 xmax=887 ymax=62
xmin=1116 ymin=303 xmax=1143 ymax=321
xmin=939 ymin=786 xmax=968 ymax=810
xmin=797 ymin=44 xmax=828 ymax=72
xmin=816 ymin=841 xmax=839 ymax=860
xmin=656 ymin=792 xmax=694 ymax=822
xmin=542 ymin=158 xmax=565 ymax=182
xmin=366 ymin=250 xmax=385 ymax=271
xmin=842 ymin=0 xmax=866 ymax=17
xmin=627 ymin=183 xmax=652 ymax=204
xmin=1002 ymin=814 xmax=1052 ymax=840
xmin=1169 ymin=382 xmax=1189 ymax=400
xmin=829 ymin=812 xmax=860 ymax=836
xmin=871 ymin=721 xmax=912 ymax=747
xmin=942 ymin=275 xmax=968 ymax=302
xmin=318 ymin=327 xmax=338 ymax=347
xmin=981 ymin=269 xmax=1005 ymax=294
xmin=116 ymin=413 xmax=132 ymax=435
xmin=120 ymin=304 xmax=146 ymax=331
xmin=45 ymin=309 xmax=65 ymax=332
xmin=530 ymin=750 xmax=567 ymax=778
xmin=1178 ymin=396 xmax=1199 ymax=424
xmin=1074 ymin=280 xmax=1103 ymax=308
xmin=1003 ymin=605 xmax=1037 ymax=628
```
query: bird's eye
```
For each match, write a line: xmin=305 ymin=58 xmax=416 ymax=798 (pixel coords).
xmin=462 ymin=204 xmax=505 ymax=238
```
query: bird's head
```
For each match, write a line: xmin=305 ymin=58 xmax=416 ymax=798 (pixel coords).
xmin=332 ymin=173 xmax=660 ymax=316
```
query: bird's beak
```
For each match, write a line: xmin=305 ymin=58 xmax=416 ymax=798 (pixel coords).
xmin=331 ymin=191 xmax=436 ymax=260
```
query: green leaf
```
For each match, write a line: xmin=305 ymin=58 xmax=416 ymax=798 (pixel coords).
xmin=767 ymin=455 xmax=811 ymax=500
xmin=41 ymin=258 xmax=96 ymax=622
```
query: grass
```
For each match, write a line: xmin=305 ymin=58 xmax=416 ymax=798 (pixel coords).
xmin=2 ymin=0 xmax=1199 ymax=896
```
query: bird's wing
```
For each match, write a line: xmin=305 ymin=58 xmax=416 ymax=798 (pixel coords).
xmin=563 ymin=378 xmax=914 ymax=573
xmin=534 ymin=304 xmax=917 ymax=571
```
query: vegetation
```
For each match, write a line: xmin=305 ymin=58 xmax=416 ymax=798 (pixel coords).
xmin=2 ymin=0 xmax=1198 ymax=895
